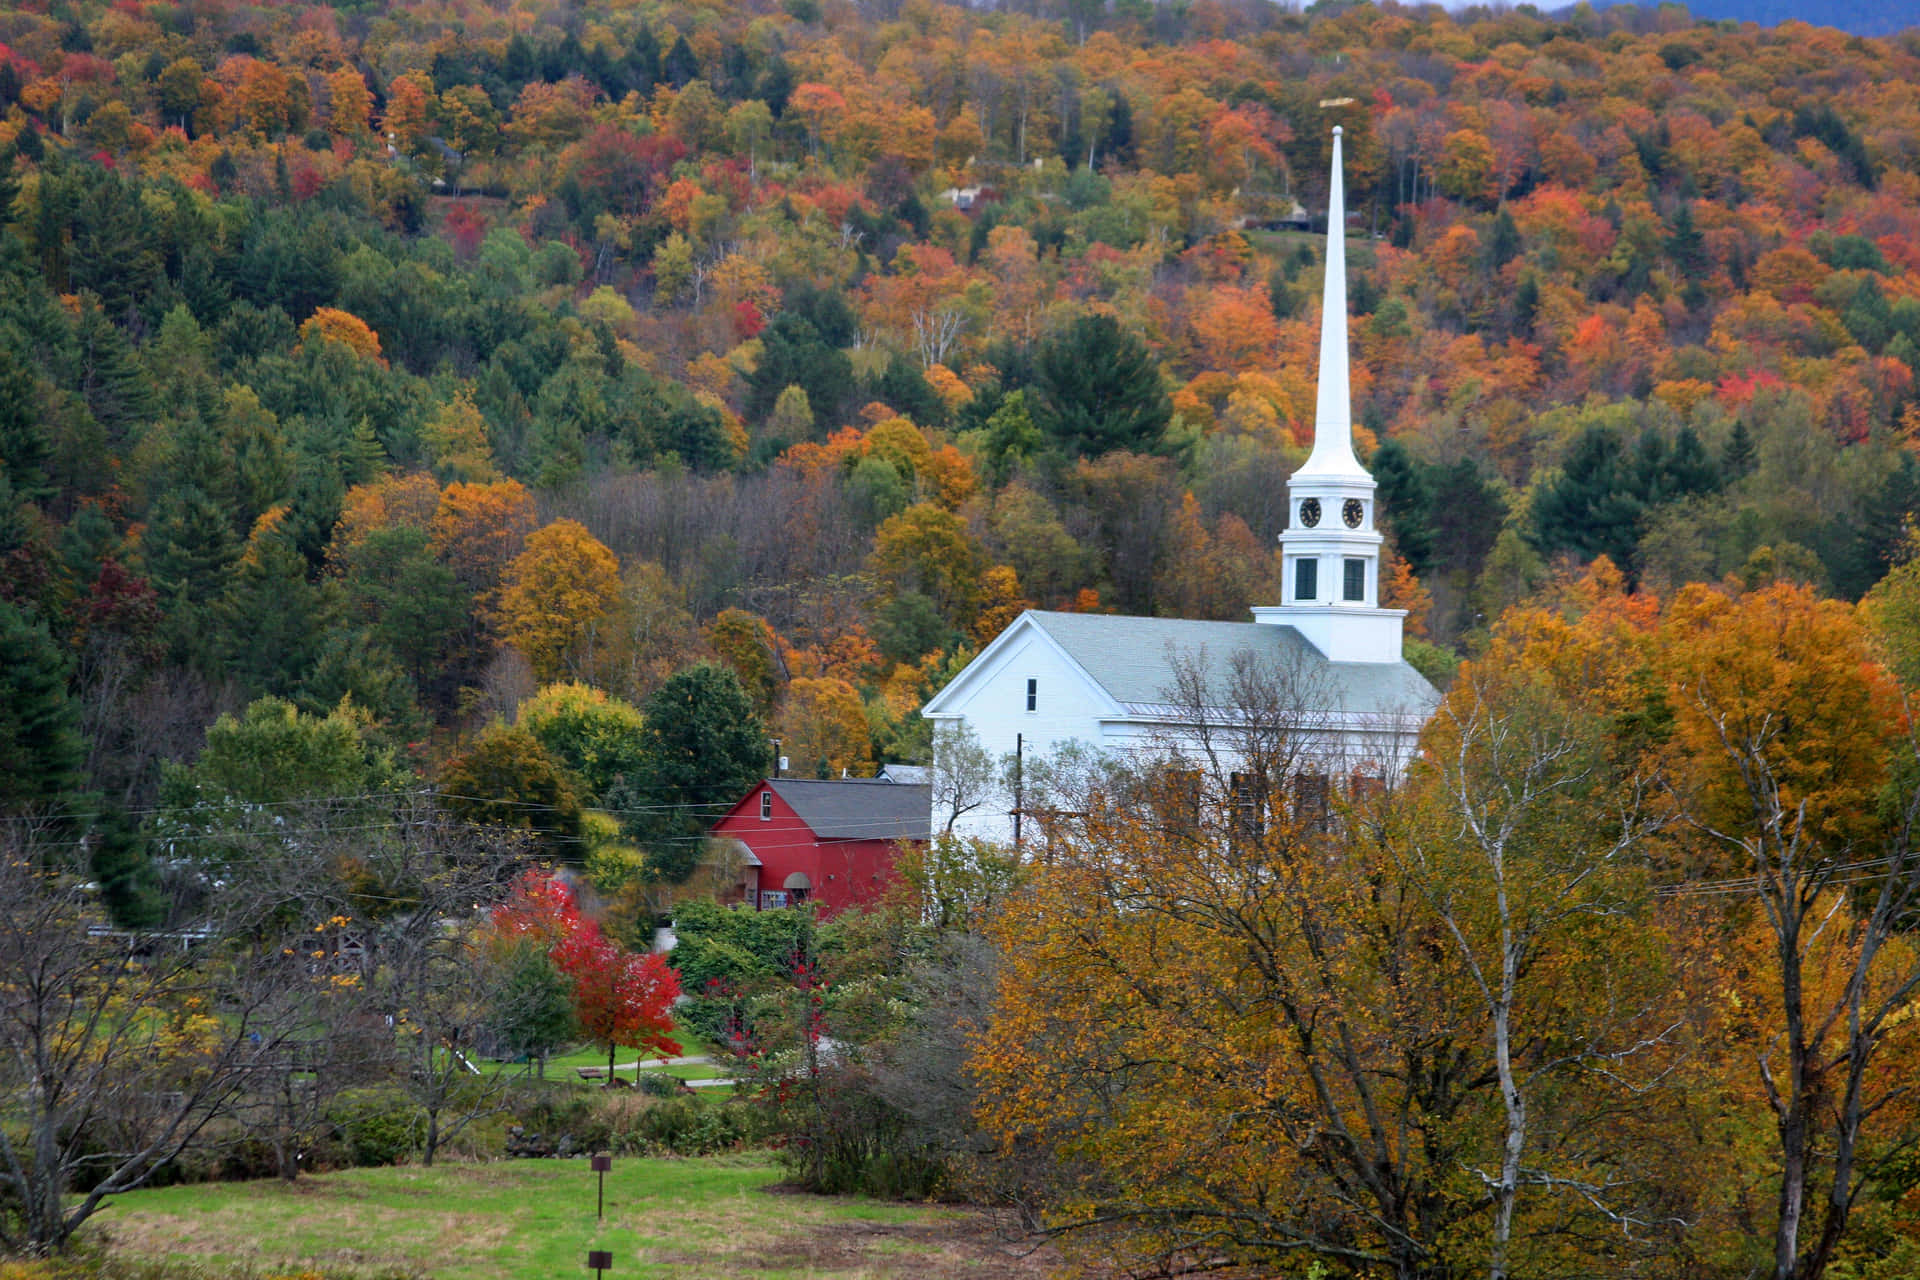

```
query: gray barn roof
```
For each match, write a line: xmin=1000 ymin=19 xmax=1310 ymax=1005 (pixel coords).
xmin=767 ymin=779 xmax=932 ymax=841
xmin=1025 ymin=611 xmax=1439 ymax=720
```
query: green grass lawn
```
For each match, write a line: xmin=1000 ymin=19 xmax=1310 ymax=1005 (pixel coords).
xmin=92 ymin=1155 xmax=1035 ymax=1280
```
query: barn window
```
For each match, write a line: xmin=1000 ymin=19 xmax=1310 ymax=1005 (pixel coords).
xmin=760 ymin=792 xmax=772 ymax=821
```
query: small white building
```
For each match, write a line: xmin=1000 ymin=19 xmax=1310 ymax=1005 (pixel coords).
xmin=922 ymin=128 xmax=1440 ymax=845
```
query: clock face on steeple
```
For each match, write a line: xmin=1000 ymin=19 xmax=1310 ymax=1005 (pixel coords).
xmin=1343 ymin=499 xmax=1365 ymax=528
xmin=1299 ymin=498 xmax=1321 ymax=528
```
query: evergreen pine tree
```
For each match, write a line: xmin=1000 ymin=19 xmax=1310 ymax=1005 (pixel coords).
xmin=1427 ymin=458 xmax=1508 ymax=578
xmin=0 ymin=599 xmax=85 ymax=817
xmin=0 ymin=342 xmax=51 ymax=501
xmin=1843 ymin=276 xmax=1893 ymax=353
xmin=219 ymin=513 xmax=338 ymax=697
xmin=614 ymin=663 xmax=769 ymax=884
xmin=664 ymin=35 xmax=700 ymax=87
xmin=1031 ymin=313 xmax=1171 ymax=458
xmin=1368 ymin=438 xmax=1435 ymax=575
xmin=1532 ymin=426 xmax=1644 ymax=569
xmin=70 ymin=300 xmax=154 ymax=445
xmin=1664 ymin=426 xmax=1719 ymax=499
xmin=1665 ymin=202 xmax=1706 ymax=279
xmin=1513 ymin=273 xmax=1541 ymax=337
xmin=1486 ymin=208 xmax=1521 ymax=269
xmin=1823 ymin=452 xmax=1920 ymax=601
xmin=146 ymin=485 xmax=239 ymax=665
xmin=1630 ymin=429 xmax=1672 ymax=505
xmin=89 ymin=804 xmax=165 ymax=928
xmin=1723 ymin=419 xmax=1757 ymax=476
xmin=0 ymin=146 xmax=18 ymax=226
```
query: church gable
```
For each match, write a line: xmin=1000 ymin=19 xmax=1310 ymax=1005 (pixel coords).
xmin=922 ymin=612 xmax=1123 ymax=724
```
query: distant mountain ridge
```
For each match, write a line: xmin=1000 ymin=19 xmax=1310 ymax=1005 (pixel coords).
xmin=1570 ymin=0 xmax=1920 ymax=37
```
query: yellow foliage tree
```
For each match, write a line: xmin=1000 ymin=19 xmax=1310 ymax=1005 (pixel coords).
xmin=421 ymin=392 xmax=499 ymax=483
xmin=969 ymin=564 xmax=1027 ymax=645
xmin=326 ymin=67 xmax=372 ymax=138
xmin=777 ymin=676 xmax=873 ymax=779
xmin=703 ymin=608 xmax=785 ymax=715
xmin=493 ymin=519 xmax=624 ymax=683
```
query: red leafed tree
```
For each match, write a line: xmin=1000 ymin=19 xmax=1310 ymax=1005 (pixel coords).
xmin=487 ymin=869 xmax=582 ymax=950
xmin=555 ymin=927 xmax=682 ymax=1086
xmin=489 ymin=872 xmax=681 ymax=1085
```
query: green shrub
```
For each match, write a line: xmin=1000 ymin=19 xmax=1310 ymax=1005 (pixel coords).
xmin=672 ymin=996 xmax=741 ymax=1045
xmin=770 ymin=1066 xmax=947 ymax=1199
xmin=635 ymin=1072 xmax=682 ymax=1098
xmin=509 ymin=1089 xmax=611 ymax=1154
xmin=326 ymin=1088 xmax=424 ymax=1167
xmin=629 ymin=1097 xmax=761 ymax=1156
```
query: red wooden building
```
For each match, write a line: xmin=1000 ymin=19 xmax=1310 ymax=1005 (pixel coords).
xmin=707 ymin=778 xmax=932 ymax=916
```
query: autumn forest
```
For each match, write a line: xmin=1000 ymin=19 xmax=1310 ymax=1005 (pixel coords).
xmin=8 ymin=0 xmax=1920 ymax=1273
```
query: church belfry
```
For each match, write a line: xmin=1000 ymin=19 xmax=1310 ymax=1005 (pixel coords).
xmin=1252 ymin=126 xmax=1407 ymax=664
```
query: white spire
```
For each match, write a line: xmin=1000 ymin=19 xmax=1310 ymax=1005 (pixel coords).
xmin=1296 ymin=126 xmax=1366 ymax=478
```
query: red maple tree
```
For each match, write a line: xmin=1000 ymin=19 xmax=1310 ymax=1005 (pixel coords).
xmin=554 ymin=927 xmax=682 ymax=1086
xmin=487 ymin=872 xmax=681 ymax=1085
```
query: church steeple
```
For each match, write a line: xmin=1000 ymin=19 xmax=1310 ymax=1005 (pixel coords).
xmin=1253 ymin=126 xmax=1406 ymax=664
xmin=1298 ymin=126 xmax=1367 ymax=481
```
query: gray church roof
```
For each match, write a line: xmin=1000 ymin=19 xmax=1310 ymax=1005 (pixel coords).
xmin=1025 ymin=611 xmax=1440 ymax=720
xmin=767 ymin=779 xmax=933 ymax=841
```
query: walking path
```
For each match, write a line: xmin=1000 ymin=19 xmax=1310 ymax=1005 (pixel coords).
xmin=577 ymin=1053 xmax=739 ymax=1088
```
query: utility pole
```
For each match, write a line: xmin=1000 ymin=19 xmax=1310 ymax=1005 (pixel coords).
xmin=1013 ymin=733 xmax=1024 ymax=852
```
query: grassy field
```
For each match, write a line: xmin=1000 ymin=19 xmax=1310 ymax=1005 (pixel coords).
xmin=86 ymin=1156 xmax=1055 ymax=1280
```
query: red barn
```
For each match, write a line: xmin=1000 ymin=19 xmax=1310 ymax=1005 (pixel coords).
xmin=708 ymin=778 xmax=931 ymax=916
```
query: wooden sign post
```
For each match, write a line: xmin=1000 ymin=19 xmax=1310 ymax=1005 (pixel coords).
xmin=591 ymin=1154 xmax=613 ymax=1221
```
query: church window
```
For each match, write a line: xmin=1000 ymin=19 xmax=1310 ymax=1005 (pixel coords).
xmin=1295 ymin=558 xmax=1317 ymax=601
xmin=1344 ymin=558 xmax=1366 ymax=601
xmin=1293 ymin=772 xmax=1331 ymax=832
xmin=1026 ymin=678 xmax=1037 ymax=712
xmin=1152 ymin=768 xmax=1203 ymax=834
xmin=1229 ymin=771 xmax=1266 ymax=847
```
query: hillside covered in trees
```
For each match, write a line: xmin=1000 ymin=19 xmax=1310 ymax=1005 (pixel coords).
xmin=4 ymin=0 xmax=1920 ymax=883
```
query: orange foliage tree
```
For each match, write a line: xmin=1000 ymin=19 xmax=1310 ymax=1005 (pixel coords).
xmin=296 ymin=307 xmax=383 ymax=363
xmin=429 ymin=479 xmax=538 ymax=607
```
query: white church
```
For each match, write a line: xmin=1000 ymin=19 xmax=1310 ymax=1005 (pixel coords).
xmin=922 ymin=129 xmax=1441 ymax=845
